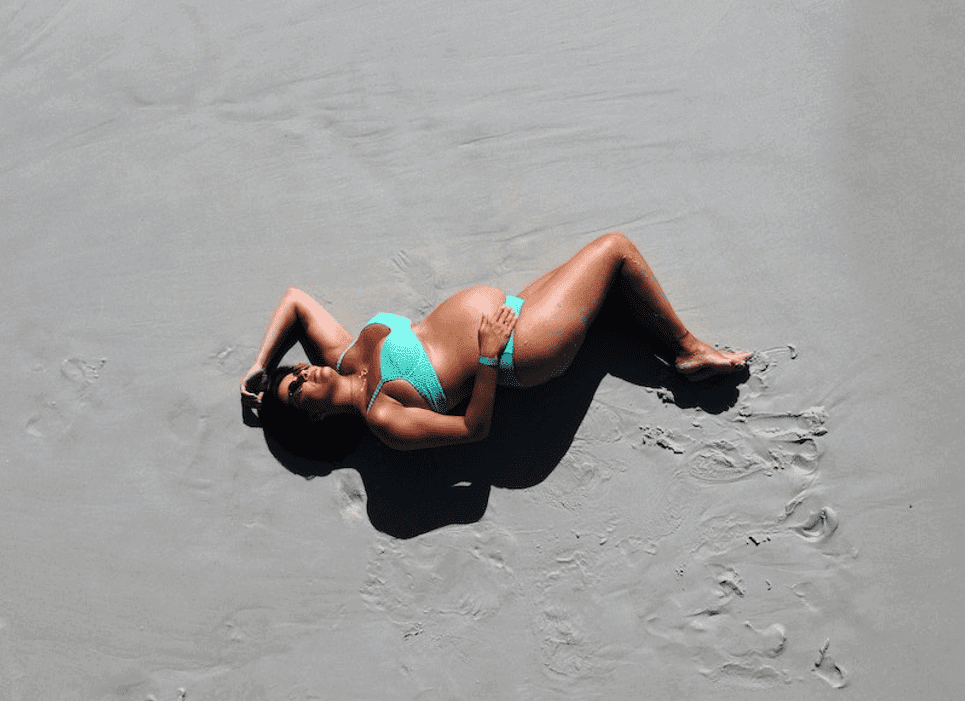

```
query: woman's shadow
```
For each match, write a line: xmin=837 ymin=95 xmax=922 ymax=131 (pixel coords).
xmin=263 ymin=296 xmax=748 ymax=539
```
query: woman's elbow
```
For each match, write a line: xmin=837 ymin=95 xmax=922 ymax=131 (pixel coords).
xmin=467 ymin=421 xmax=490 ymax=443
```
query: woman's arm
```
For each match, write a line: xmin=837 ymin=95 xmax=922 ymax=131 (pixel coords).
xmin=241 ymin=288 xmax=353 ymax=407
xmin=367 ymin=306 xmax=516 ymax=450
xmin=253 ymin=287 xmax=352 ymax=369
xmin=368 ymin=364 xmax=499 ymax=450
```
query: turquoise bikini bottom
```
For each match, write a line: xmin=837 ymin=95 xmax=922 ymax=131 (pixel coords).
xmin=498 ymin=294 xmax=525 ymax=388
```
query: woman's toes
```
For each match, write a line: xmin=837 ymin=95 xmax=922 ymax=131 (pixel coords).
xmin=732 ymin=352 xmax=751 ymax=367
xmin=675 ymin=348 xmax=750 ymax=381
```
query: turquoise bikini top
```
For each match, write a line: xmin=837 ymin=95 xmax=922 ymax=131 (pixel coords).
xmin=336 ymin=312 xmax=447 ymax=413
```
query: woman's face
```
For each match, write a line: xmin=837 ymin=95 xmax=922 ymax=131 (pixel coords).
xmin=278 ymin=363 xmax=333 ymax=417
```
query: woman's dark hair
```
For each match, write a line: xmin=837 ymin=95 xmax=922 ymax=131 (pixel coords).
xmin=259 ymin=365 xmax=366 ymax=469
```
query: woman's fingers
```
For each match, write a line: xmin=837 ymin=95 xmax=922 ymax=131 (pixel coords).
xmin=491 ymin=306 xmax=515 ymax=332
xmin=241 ymin=366 xmax=266 ymax=408
xmin=245 ymin=368 xmax=267 ymax=392
xmin=479 ymin=305 xmax=518 ymax=356
xmin=497 ymin=305 xmax=517 ymax=331
xmin=504 ymin=305 xmax=517 ymax=328
xmin=240 ymin=389 xmax=262 ymax=409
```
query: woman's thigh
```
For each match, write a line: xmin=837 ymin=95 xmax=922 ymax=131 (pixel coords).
xmin=512 ymin=233 xmax=629 ymax=385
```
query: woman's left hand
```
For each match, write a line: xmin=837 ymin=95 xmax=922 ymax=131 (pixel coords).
xmin=478 ymin=305 xmax=518 ymax=359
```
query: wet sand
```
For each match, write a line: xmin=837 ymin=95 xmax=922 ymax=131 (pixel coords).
xmin=2 ymin=0 xmax=964 ymax=698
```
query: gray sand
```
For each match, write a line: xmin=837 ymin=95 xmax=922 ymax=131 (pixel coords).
xmin=2 ymin=0 xmax=963 ymax=698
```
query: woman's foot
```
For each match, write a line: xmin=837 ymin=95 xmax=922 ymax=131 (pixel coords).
xmin=674 ymin=333 xmax=752 ymax=382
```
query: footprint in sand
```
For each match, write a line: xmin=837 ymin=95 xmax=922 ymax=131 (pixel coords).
xmin=729 ymin=621 xmax=786 ymax=658
xmin=682 ymin=406 xmax=827 ymax=482
xmin=332 ymin=470 xmax=367 ymax=521
xmin=813 ymin=638 xmax=848 ymax=688
xmin=25 ymin=401 xmax=70 ymax=438
xmin=748 ymin=345 xmax=797 ymax=374
xmin=689 ymin=439 xmax=769 ymax=482
xmin=360 ymin=525 xmax=517 ymax=629
xmin=793 ymin=507 xmax=839 ymax=542
xmin=391 ymin=249 xmax=438 ymax=317
xmin=738 ymin=406 xmax=827 ymax=436
xmin=638 ymin=380 xmax=828 ymax=483
xmin=739 ymin=345 xmax=796 ymax=397
xmin=26 ymin=357 xmax=106 ymax=438
xmin=531 ymin=549 xmax=620 ymax=683
xmin=783 ymin=493 xmax=839 ymax=543
xmin=645 ymin=565 xmax=745 ymax=636
xmin=700 ymin=617 xmax=790 ymax=687
xmin=60 ymin=357 xmax=106 ymax=386
xmin=737 ymin=407 xmax=827 ymax=473
xmin=645 ymin=565 xmax=789 ymax=686
xmin=208 ymin=345 xmax=252 ymax=375
xmin=639 ymin=425 xmax=693 ymax=454
xmin=705 ymin=661 xmax=788 ymax=687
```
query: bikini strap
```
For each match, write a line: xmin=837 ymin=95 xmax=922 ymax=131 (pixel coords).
xmin=367 ymin=378 xmax=386 ymax=412
xmin=335 ymin=343 xmax=353 ymax=372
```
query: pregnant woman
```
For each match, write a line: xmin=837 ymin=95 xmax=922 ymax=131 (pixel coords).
xmin=241 ymin=233 xmax=750 ymax=451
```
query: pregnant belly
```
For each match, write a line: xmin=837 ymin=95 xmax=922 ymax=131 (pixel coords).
xmin=417 ymin=286 xmax=507 ymax=403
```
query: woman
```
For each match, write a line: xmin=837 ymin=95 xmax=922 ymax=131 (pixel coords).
xmin=241 ymin=233 xmax=750 ymax=451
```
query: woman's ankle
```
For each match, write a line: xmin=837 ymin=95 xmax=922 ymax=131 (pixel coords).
xmin=675 ymin=330 xmax=703 ymax=357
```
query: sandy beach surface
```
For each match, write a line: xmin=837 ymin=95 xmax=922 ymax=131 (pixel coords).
xmin=3 ymin=0 xmax=964 ymax=698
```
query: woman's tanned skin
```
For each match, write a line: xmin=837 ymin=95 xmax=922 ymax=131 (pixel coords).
xmin=241 ymin=233 xmax=750 ymax=450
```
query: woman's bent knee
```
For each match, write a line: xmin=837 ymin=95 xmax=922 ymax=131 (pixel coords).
xmin=595 ymin=231 xmax=631 ymax=252
xmin=591 ymin=232 xmax=633 ymax=262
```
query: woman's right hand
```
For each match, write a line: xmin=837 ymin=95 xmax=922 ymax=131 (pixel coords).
xmin=478 ymin=305 xmax=518 ymax=359
xmin=241 ymin=364 xmax=268 ymax=409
